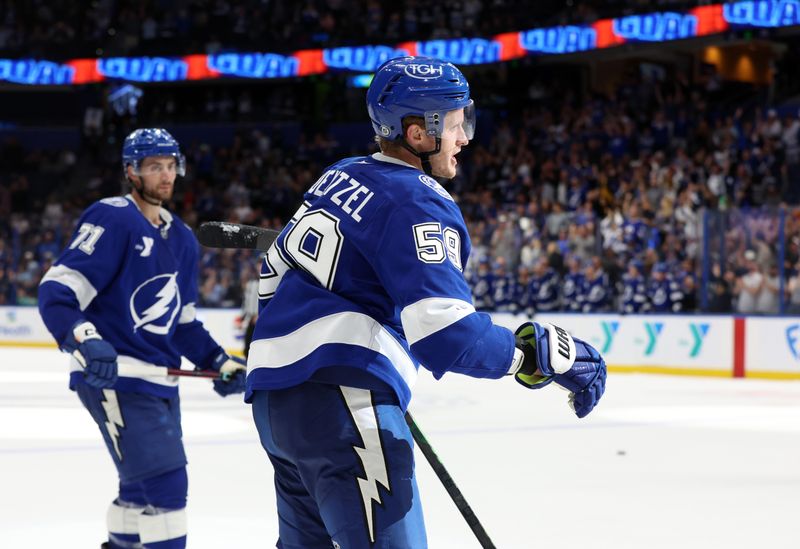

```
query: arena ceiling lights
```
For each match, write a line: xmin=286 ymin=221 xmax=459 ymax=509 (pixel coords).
xmin=0 ymin=0 xmax=798 ymax=86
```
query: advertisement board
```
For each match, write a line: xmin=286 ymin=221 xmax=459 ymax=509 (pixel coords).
xmin=745 ymin=317 xmax=800 ymax=379
xmin=0 ymin=306 xmax=244 ymax=355
xmin=0 ymin=306 xmax=797 ymax=380
xmin=492 ymin=313 xmax=734 ymax=375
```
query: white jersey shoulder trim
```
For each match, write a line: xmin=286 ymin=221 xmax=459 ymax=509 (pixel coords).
xmin=248 ymin=311 xmax=417 ymax=389
xmin=400 ymin=297 xmax=476 ymax=345
xmin=371 ymin=152 xmax=418 ymax=169
xmin=99 ymin=196 xmax=130 ymax=208
xmin=40 ymin=264 xmax=98 ymax=311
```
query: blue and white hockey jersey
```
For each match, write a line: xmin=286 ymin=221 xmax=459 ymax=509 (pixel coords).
xmin=561 ymin=270 xmax=584 ymax=312
xmin=530 ymin=269 xmax=560 ymax=312
xmin=491 ymin=271 xmax=516 ymax=312
xmin=622 ymin=219 xmax=648 ymax=253
xmin=469 ymin=266 xmax=494 ymax=311
xmin=580 ymin=273 xmax=610 ymax=312
xmin=512 ymin=272 xmax=534 ymax=317
xmin=621 ymin=273 xmax=649 ymax=313
xmin=38 ymin=195 xmax=223 ymax=397
xmin=648 ymin=276 xmax=684 ymax=313
xmin=247 ymin=153 xmax=516 ymax=409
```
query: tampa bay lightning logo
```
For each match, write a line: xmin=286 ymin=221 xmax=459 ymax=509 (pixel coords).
xmin=418 ymin=174 xmax=453 ymax=201
xmin=129 ymin=272 xmax=181 ymax=335
xmin=100 ymin=197 xmax=129 ymax=208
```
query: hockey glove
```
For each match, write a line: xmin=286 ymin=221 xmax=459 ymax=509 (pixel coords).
xmin=209 ymin=352 xmax=246 ymax=397
xmin=512 ymin=322 xmax=606 ymax=418
xmin=62 ymin=321 xmax=118 ymax=389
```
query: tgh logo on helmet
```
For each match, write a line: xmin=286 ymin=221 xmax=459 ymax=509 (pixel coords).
xmin=404 ymin=63 xmax=444 ymax=79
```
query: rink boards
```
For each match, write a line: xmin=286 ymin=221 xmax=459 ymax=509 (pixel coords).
xmin=2 ymin=306 xmax=798 ymax=379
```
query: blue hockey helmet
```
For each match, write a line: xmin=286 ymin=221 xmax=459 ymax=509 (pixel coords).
xmin=366 ymin=56 xmax=475 ymax=141
xmin=122 ymin=128 xmax=186 ymax=176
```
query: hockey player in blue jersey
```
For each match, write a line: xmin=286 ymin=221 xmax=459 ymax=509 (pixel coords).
xmin=37 ymin=128 xmax=247 ymax=549
xmin=246 ymin=57 xmax=607 ymax=549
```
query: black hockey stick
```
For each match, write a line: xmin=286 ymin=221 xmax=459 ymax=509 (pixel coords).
xmin=196 ymin=221 xmax=280 ymax=251
xmin=196 ymin=221 xmax=497 ymax=549
xmin=404 ymin=411 xmax=496 ymax=548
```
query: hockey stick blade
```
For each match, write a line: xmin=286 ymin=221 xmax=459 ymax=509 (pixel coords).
xmin=196 ymin=222 xmax=279 ymax=251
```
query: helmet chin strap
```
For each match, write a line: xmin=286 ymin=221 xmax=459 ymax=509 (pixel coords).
xmin=400 ymin=138 xmax=441 ymax=177
xmin=130 ymin=177 xmax=163 ymax=206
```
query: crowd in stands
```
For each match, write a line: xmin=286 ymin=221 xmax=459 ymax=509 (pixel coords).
xmin=2 ymin=61 xmax=800 ymax=315
xmin=0 ymin=0 xmax=711 ymax=59
xmin=459 ymin=69 xmax=800 ymax=315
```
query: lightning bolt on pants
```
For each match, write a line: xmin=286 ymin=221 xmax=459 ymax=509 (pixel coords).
xmin=75 ymin=384 xmax=189 ymax=547
xmin=252 ymin=383 xmax=427 ymax=549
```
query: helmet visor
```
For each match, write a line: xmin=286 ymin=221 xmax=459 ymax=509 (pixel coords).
xmin=129 ymin=153 xmax=186 ymax=177
xmin=462 ymin=100 xmax=476 ymax=140
xmin=427 ymin=100 xmax=476 ymax=141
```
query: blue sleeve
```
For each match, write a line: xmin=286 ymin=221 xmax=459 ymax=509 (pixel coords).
xmin=371 ymin=203 xmax=514 ymax=380
xmin=38 ymin=203 xmax=128 ymax=346
xmin=171 ymin=232 xmax=224 ymax=368
xmin=38 ymin=284 xmax=84 ymax=347
xmin=173 ymin=320 xmax=224 ymax=369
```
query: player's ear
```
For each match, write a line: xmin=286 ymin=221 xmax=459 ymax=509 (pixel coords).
xmin=405 ymin=122 xmax=426 ymax=145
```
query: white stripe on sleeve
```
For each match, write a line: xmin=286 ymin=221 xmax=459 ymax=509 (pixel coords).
xmin=400 ymin=297 xmax=476 ymax=345
xmin=40 ymin=264 xmax=98 ymax=311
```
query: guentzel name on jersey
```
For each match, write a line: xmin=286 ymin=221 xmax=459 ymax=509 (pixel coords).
xmin=308 ymin=168 xmax=375 ymax=222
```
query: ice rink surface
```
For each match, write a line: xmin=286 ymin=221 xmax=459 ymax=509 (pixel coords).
xmin=2 ymin=347 xmax=799 ymax=549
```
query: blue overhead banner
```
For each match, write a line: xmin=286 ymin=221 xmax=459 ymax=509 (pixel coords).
xmin=2 ymin=1 xmax=798 ymax=85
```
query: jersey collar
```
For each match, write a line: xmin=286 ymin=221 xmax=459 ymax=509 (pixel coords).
xmin=371 ymin=152 xmax=417 ymax=169
xmin=126 ymin=193 xmax=173 ymax=237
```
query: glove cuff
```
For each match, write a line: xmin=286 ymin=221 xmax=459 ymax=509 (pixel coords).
xmin=507 ymin=347 xmax=525 ymax=375
xmin=209 ymin=351 xmax=228 ymax=372
xmin=72 ymin=321 xmax=102 ymax=343
xmin=61 ymin=321 xmax=101 ymax=352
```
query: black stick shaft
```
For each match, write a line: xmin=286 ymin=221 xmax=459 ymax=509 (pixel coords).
xmin=167 ymin=368 xmax=220 ymax=379
xmin=196 ymin=222 xmax=279 ymax=250
xmin=405 ymin=411 xmax=496 ymax=549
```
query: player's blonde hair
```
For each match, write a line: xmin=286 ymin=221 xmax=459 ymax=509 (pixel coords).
xmin=375 ymin=116 xmax=426 ymax=153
